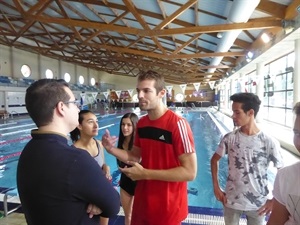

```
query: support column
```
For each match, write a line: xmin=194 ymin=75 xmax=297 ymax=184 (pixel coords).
xmin=58 ymin=60 xmax=62 ymax=79
xmin=239 ymin=73 xmax=245 ymax=93
xmin=294 ymin=38 xmax=300 ymax=105
xmin=230 ymin=79 xmax=235 ymax=96
xmin=38 ymin=54 xmax=42 ymax=79
xmin=10 ymin=47 xmax=14 ymax=78
xmin=87 ymin=68 xmax=91 ymax=86
xmin=75 ymin=64 xmax=78 ymax=84
xmin=256 ymin=62 xmax=265 ymax=123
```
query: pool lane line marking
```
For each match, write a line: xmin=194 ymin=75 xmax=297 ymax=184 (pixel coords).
xmin=0 ymin=122 xmax=18 ymax=128
xmin=0 ymin=123 xmax=35 ymax=131
xmin=0 ymin=128 xmax=33 ymax=136
xmin=98 ymin=124 xmax=115 ymax=130
xmin=0 ymin=135 xmax=32 ymax=146
xmin=0 ymin=152 xmax=22 ymax=161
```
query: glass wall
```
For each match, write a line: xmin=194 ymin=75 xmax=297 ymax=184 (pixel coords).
xmin=263 ymin=52 xmax=294 ymax=127
xmin=245 ymin=71 xmax=257 ymax=94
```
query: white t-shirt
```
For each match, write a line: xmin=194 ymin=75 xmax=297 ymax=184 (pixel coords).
xmin=273 ymin=161 xmax=300 ymax=225
xmin=216 ymin=129 xmax=284 ymax=210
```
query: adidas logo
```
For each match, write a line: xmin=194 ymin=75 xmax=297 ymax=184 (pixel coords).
xmin=159 ymin=135 xmax=165 ymax=140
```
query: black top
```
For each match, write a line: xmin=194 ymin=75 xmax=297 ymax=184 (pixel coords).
xmin=17 ymin=131 xmax=120 ymax=225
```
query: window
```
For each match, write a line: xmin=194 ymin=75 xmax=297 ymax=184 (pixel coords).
xmin=175 ymin=93 xmax=184 ymax=102
xmin=45 ymin=69 xmax=53 ymax=79
xmin=90 ymin=77 xmax=95 ymax=86
xmin=79 ymin=75 xmax=84 ymax=84
xmin=21 ymin=64 xmax=31 ymax=77
xmin=64 ymin=73 xmax=71 ymax=82
xmin=263 ymin=52 xmax=294 ymax=127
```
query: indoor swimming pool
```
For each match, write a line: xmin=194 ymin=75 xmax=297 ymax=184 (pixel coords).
xmin=0 ymin=108 xmax=278 ymax=218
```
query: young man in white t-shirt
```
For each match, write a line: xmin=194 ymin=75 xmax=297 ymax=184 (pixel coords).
xmin=211 ymin=92 xmax=284 ymax=225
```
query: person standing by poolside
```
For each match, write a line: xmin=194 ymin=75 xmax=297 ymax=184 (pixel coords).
xmin=116 ymin=112 xmax=138 ymax=225
xmin=17 ymin=79 xmax=119 ymax=225
xmin=102 ymin=70 xmax=197 ymax=225
xmin=70 ymin=109 xmax=112 ymax=225
xmin=267 ymin=102 xmax=300 ymax=225
xmin=211 ymin=92 xmax=284 ymax=225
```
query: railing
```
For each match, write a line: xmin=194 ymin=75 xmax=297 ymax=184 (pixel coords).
xmin=9 ymin=111 xmax=19 ymax=119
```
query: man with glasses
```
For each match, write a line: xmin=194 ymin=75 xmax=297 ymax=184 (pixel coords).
xmin=17 ymin=79 xmax=120 ymax=225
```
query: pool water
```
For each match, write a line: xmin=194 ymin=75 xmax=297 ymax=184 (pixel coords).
xmin=0 ymin=109 xmax=276 ymax=213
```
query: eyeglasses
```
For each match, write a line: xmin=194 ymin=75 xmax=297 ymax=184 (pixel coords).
xmin=64 ymin=100 xmax=81 ymax=108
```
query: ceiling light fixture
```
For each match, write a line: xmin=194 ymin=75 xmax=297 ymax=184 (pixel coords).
xmin=282 ymin=19 xmax=296 ymax=34
xmin=246 ymin=51 xmax=254 ymax=62
xmin=261 ymin=33 xmax=271 ymax=43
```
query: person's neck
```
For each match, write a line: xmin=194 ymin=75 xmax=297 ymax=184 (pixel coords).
xmin=122 ymin=136 xmax=131 ymax=150
xmin=77 ymin=135 xmax=94 ymax=147
xmin=147 ymin=104 xmax=168 ymax=120
xmin=240 ymin=122 xmax=260 ymax=136
xmin=38 ymin=124 xmax=67 ymax=136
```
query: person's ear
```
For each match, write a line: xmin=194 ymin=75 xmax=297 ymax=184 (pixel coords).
xmin=248 ymin=109 xmax=255 ymax=117
xmin=55 ymin=101 xmax=65 ymax=116
xmin=159 ymin=88 xmax=166 ymax=97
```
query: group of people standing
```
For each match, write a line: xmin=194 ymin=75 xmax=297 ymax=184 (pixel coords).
xmin=16 ymin=70 xmax=299 ymax=225
xmin=69 ymin=109 xmax=138 ymax=225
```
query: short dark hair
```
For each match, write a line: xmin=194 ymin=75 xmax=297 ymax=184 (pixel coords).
xmin=25 ymin=79 xmax=70 ymax=127
xmin=137 ymin=70 xmax=165 ymax=94
xmin=70 ymin=110 xmax=93 ymax=142
xmin=230 ymin=92 xmax=261 ymax=117
xmin=293 ymin=102 xmax=300 ymax=115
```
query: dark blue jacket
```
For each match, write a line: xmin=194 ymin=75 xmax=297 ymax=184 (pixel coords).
xmin=17 ymin=131 xmax=120 ymax=225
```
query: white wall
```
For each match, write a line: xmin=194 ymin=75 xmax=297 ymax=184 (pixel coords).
xmin=13 ymin=48 xmax=39 ymax=79
xmin=0 ymin=45 xmax=12 ymax=76
xmin=97 ymin=71 xmax=137 ymax=91
xmin=40 ymin=55 xmax=59 ymax=79
xmin=0 ymin=44 xmax=215 ymax=113
xmin=0 ymin=44 xmax=139 ymax=114
xmin=0 ymin=44 xmax=128 ymax=88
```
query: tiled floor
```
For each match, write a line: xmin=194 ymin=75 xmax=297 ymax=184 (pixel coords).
xmin=0 ymin=210 xmax=251 ymax=225
xmin=0 ymin=108 xmax=299 ymax=225
xmin=0 ymin=213 xmax=26 ymax=225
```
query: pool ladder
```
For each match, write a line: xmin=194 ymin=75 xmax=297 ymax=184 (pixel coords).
xmin=9 ymin=111 xmax=19 ymax=119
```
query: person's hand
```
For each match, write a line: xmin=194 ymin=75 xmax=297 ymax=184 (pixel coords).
xmin=213 ymin=187 xmax=227 ymax=205
xmin=258 ymin=199 xmax=273 ymax=216
xmin=104 ymin=168 xmax=112 ymax=181
xmin=119 ymin=161 xmax=144 ymax=181
xmin=86 ymin=204 xmax=102 ymax=218
xmin=101 ymin=129 xmax=118 ymax=152
xmin=102 ymin=165 xmax=112 ymax=180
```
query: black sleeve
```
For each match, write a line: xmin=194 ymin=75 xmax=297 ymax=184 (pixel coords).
xmin=69 ymin=152 xmax=120 ymax=217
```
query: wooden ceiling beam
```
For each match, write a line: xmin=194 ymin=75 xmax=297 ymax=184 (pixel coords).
xmin=12 ymin=0 xmax=52 ymax=42
xmin=155 ymin=0 xmax=198 ymax=30
xmin=144 ymin=19 xmax=282 ymax=36
xmin=257 ymin=0 xmax=286 ymax=19
xmin=123 ymin=0 xmax=166 ymax=54
xmin=87 ymin=42 xmax=245 ymax=59
xmin=285 ymin=0 xmax=300 ymax=19
xmin=26 ymin=15 xmax=282 ymax=37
